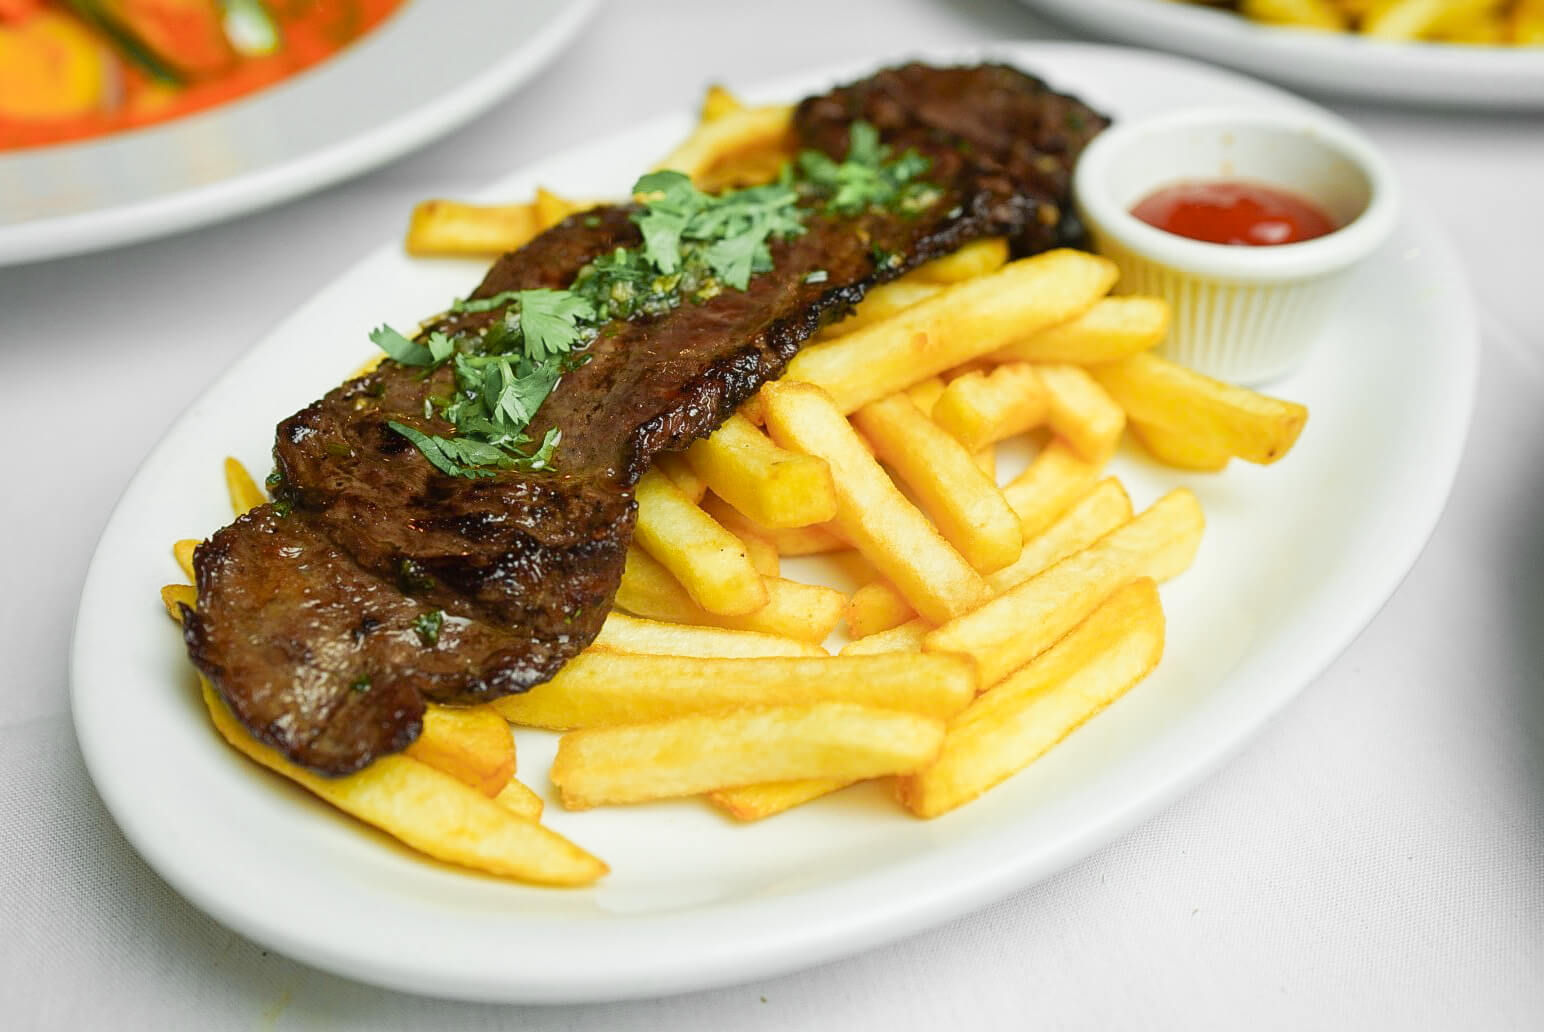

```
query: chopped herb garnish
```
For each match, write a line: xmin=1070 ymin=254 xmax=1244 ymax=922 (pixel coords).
xmin=374 ymin=122 xmax=935 ymax=479
xmin=349 ymin=674 xmax=372 ymax=693
xmin=412 ymin=609 xmax=444 ymax=647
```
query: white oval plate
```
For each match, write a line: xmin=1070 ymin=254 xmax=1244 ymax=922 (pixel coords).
xmin=0 ymin=0 xmax=597 ymax=268
xmin=1020 ymin=0 xmax=1544 ymax=109
xmin=71 ymin=44 xmax=1476 ymax=1003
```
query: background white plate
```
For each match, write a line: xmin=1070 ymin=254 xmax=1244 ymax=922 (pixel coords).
xmin=70 ymin=44 xmax=1476 ymax=1003
xmin=1019 ymin=0 xmax=1544 ymax=109
xmin=0 ymin=0 xmax=597 ymax=267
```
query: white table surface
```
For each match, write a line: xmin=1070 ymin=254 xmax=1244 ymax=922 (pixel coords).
xmin=4 ymin=0 xmax=1541 ymax=1027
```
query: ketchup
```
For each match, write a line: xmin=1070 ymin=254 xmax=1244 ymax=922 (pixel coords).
xmin=1131 ymin=180 xmax=1336 ymax=246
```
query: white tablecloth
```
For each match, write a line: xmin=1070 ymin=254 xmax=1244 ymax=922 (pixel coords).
xmin=4 ymin=1 xmax=1541 ymax=1027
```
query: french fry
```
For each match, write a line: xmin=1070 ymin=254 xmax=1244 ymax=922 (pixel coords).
xmin=173 ymin=539 xmax=198 ymax=582
xmin=701 ymin=493 xmax=847 ymax=556
xmin=494 ymin=776 xmax=544 ymax=821
xmin=924 ymin=489 xmax=1203 ymax=686
xmin=617 ymin=547 xmax=844 ymax=643
xmin=699 ymin=83 xmax=744 ymax=121
xmin=1090 ymin=353 xmax=1307 ymax=464
xmin=533 ymin=187 xmax=581 ymax=232
xmin=905 ymin=375 xmax=947 ymax=415
xmin=817 ymin=280 xmax=942 ymax=340
xmin=550 ymin=703 xmax=945 ymax=809
xmin=932 ymin=362 xmax=1048 ymax=453
xmin=841 ymin=477 xmax=1134 ymax=656
xmin=737 ymin=531 xmax=781 ymax=577
xmin=403 ymin=704 xmax=515 ymax=797
xmin=593 ymin=611 xmax=823 ymax=658
xmin=1037 ymin=364 xmax=1126 ymax=464
xmin=685 ymin=412 xmax=838 ymax=529
xmin=492 ymin=650 xmax=975 ymax=730
xmin=973 ymin=446 xmax=997 ymax=480
xmin=1001 ymin=439 xmax=1104 ymax=539
xmin=824 ymin=548 xmax=883 ymax=587
xmin=987 ymin=478 xmax=1134 ymax=594
xmin=200 ymin=682 xmax=606 ymax=885
xmin=990 ymin=296 xmax=1169 ymax=365
xmin=652 ymin=103 xmax=795 ymax=185
xmin=898 ymin=578 xmax=1165 ymax=817
xmin=781 ymin=250 xmax=1118 ymax=414
xmin=404 ymin=199 xmax=541 ymax=257
xmin=708 ymin=777 xmax=853 ymax=821
xmin=762 ymin=381 xmax=990 ymax=624
xmin=1128 ymin=418 xmax=1231 ymax=472
xmin=1241 ymin=0 xmax=1350 ymax=29
xmin=1512 ymin=0 xmax=1544 ymax=43
xmin=1363 ymin=0 xmax=1490 ymax=38
xmin=845 ymin=580 xmax=917 ymax=639
xmin=840 ymin=620 xmax=930 ymax=656
xmin=655 ymin=453 xmax=708 ymax=504
xmin=633 ymin=468 xmax=767 ymax=616
xmin=161 ymin=583 xmax=196 ymax=622
xmin=904 ymin=237 xmax=1010 ymax=284
xmin=852 ymin=392 xmax=1021 ymax=573
xmin=224 ymin=457 xmax=265 ymax=517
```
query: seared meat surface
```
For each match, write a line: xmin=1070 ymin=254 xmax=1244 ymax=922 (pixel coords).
xmin=183 ymin=62 xmax=1107 ymax=775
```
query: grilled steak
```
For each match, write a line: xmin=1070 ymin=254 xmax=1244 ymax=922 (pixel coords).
xmin=183 ymin=62 xmax=1108 ymax=775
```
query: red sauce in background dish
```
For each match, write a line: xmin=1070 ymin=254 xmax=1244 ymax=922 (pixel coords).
xmin=1131 ymin=180 xmax=1337 ymax=246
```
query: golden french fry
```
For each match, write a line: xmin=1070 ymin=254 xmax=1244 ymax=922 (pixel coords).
xmin=593 ymin=611 xmax=823 ymax=658
xmin=633 ymin=468 xmax=767 ymax=616
xmin=533 ymin=187 xmax=581 ymax=232
xmin=403 ymin=704 xmax=515 ymax=797
xmin=987 ymin=477 xmax=1134 ymax=595
xmin=763 ymin=381 xmax=990 ymax=624
xmin=1001 ymin=439 xmax=1104 ymax=539
xmin=1363 ymin=0 xmax=1489 ymax=38
xmin=782 ymin=250 xmax=1118 ymax=414
xmin=685 ymin=412 xmax=838 ymax=529
xmin=973 ymin=446 xmax=997 ymax=480
xmin=845 ymin=580 xmax=917 ymax=639
xmin=932 ymin=362 xmax=1048 ymax=455
xmin=224 ymin=457 xmax=265 ymax=517
xmin=898 ymin=578 xmax=1165 ymax=817
xmin=903 ymin=237 xmax=1010 ymax=284
xmin=817 ymin=281 xmax=943 ymax=341
xmin=1091 ymin=353 xmax=1307 ymax=464
xmin=708 ymin=777 xmax=852 ymax=820
xmin=161 ymin=583 xmax=196 ymax=622
xmin=840 ymin=620 xmax=930 ymax=656
xmin=652 ymin=103 xmax=795 ymax=185
xmin=1512 ymin=0 xmax=1544 ymax=43
xmin=924 ymin=489 xmax=1203 ymax=685
xmin=173 ymin=539 xmax=198 ymax=582
xmin=493 ymin=649 xmax=974 ymax=730
xmin=824 ymin=548 xmax=882 ymax=587
xmin=738 ymin=530 xmax=780 ymax=577
xmin=494 ymin=776 xmax=544 ymax=821
xmin=404 ymin=199 xmax=541 ymax=257
xmin=990 ymin=296 xmax=1169 ymax=365
xmin=841 ymin=477 xmax=1134 ymax=656
xmin=1037 ymin=363 xmax=1127 ymax=464
xmin=200 ymin=682 xmax=606 ymax=885
xmin=1129 ymin=418 xmax=1231 ymax=472
xmin=852 ymin=392 xmax=1021 ymax=573
xmin=700 ymin=84 xmax=745 ymax=121
xmin=905 ymin=375 xmax=947 ymax=415
xmin=617 ymin=547 xmax=844 ymax=643
xmin=655 ymin=453 xmax=708 ymax=504
xmin=1241 ymin=0 xmax=1349 ymax=29
xmin=701 ymin=493 xmax=847 ymax=556
xmin=550 ymin=703 xmax=945 ymax=809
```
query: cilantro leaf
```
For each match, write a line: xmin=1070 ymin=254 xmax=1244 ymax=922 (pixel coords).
xmin=516 ymin=289 xmax=596 ymax=362
xmin=370 ymin=325 xmax=434 ymax=366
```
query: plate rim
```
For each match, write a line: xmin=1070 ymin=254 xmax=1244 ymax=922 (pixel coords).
xmin=1019 ymin=0 xmax=1544 ymax=109
xmin=69 ymin=41 xmax=1479 ymax=1003
xmin=0 ymin=0 xmax=600 ymax=268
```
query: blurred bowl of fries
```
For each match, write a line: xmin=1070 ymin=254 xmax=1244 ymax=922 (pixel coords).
xmin=1074 ymin=106 xmax=1398 ymax=384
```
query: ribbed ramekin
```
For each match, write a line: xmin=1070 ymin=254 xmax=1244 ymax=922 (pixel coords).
xmin=1072 ymin=107 xmax=1399 ymax=385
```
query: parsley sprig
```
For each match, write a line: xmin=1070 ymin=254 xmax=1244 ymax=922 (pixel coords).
xmin=373 ymin=121 xmax=934 ymax=479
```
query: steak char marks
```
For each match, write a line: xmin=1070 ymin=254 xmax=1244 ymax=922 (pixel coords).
xmin=183 ymin=62 xmax=1108 ymax=775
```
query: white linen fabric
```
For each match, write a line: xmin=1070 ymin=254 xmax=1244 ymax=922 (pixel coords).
xmin=2 ymin=1 xmax=1540 ymax=1027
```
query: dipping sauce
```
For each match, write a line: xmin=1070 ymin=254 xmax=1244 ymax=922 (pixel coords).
xmin=1131 ymin=180 xmax=1337 ymax=247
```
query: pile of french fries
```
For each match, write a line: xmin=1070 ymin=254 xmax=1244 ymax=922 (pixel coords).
xmin=165 ymin=89 xmax=1308 ymax=886
xmin=1183 ymin=0 xmax=1544 ymax=45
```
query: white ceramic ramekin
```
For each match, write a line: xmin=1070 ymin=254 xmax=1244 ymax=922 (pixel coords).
xmin=1072 ymin=106 xmax=1399 ymax=384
